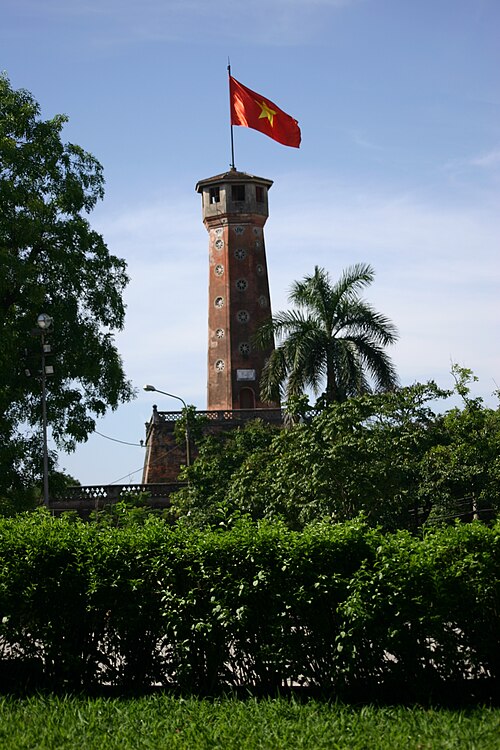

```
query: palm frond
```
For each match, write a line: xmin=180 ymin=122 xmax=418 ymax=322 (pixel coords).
xmin=335 ymin=299 xmax=399 ymax=346
xmin=344 ymin=335 xmax=399 ymax=392
xmin=289 ymin=266 xmax=333 ymax=322
xmin=260 ymin=346 xmax=288 ymax=402
xmin=330 ymin=263 xmax=375 ymax=306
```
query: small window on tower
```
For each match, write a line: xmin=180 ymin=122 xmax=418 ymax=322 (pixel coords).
xmin=232 ymin=185 xmax=245 ymax=202
xmin=209 ymin=187 xmax=220 ymax=204
xmin=255 ymin=186 xmax=264 ymax=203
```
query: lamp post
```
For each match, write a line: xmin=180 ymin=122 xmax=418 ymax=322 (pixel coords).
xmin=37 ymin=313 xmax=53 ymax=507
xmin=143 ymin=385 xmax=191 ymax=467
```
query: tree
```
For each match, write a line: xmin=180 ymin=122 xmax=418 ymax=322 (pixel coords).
xmin=173 ymin=383 xmax=450 ymax=531
xmin=256 ymin=264 xmax=399 ymax=404
xmin=171 ymin=420 xmax=278 ymax=528
xmin=419 ymin=366 xmax=500 ymax=521
xmin=172 ymin=370 xmax=500 ymax=532
xmin=0 ymin=73 xmax=133 ymax=503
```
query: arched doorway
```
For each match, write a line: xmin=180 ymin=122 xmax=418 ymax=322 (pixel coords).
xmin=239 ymin=387 xmax=255 ymax=409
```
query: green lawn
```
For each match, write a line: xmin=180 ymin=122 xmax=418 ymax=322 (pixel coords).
xmin=0 ymin=695 xmax=498 ymax=750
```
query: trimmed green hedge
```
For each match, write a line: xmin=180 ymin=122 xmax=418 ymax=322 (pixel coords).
xmin=0 ymin=512 xmax=498 ymax=699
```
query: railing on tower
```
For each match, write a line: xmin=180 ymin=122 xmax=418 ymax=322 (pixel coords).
xmin=152 ymin=407 xmax=283 ymax=424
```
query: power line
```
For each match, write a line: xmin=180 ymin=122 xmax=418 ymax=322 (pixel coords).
xmin=109 ymin=466 xmax=145 ymax=485
xmin=94 ymin=430 xmax=145 ymax=447
xmin=108 ymin=442 xmax=185 ymax=485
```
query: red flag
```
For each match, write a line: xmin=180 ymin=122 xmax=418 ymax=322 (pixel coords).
xmin=229 ymin=76 xmax=301 ymax=148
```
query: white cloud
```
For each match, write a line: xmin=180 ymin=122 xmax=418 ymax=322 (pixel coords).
xmin=349 ymin=130 xmax=385 ymax=153
xmin=469 ymin=148 xmax=500 ymax=168
xmin=4 ymin=0 xmax=357 ymax=47
xmin=444 ymin=147 xmax=500 ymax=178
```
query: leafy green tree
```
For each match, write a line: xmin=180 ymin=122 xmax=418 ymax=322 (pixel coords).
xmin=173 ymin=375 xmax=500 ymax=532
xmin=420 ymin=366 xmax=500 ymax=521
xmin=173 ymin=404 xmax=209 ymax=462
xmin=172 ymin=384 xmax=448 ymax=530
xmin=256 ymin=264 xmax=399 ymax=404
xmin=0 ymin=73 xmax=133 ymax=503
xmin=226 ymin=382 xmax=451 ymax=530
xmin=172 ymin=420 xmax=278 ymax=527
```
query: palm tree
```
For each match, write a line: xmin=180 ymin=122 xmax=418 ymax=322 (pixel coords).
xmin=256 ymin=263 xmax=399 ymax=404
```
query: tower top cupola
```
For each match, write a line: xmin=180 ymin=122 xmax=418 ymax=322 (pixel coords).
xmin=196 ymin=170 xmax=273 ymax=226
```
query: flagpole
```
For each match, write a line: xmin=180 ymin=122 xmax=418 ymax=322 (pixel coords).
xmin=228 ymin=61 xmax=236 ymax=170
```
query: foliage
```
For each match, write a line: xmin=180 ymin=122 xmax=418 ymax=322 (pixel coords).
xmin=172 ymin=375 xmax=500 ymax=531
xmin=173 ymin=404 xmax=209 ymax=457
xmin=223 ymin=384 xmax=443 ymax=530
xmin=0 ymin=73 xmax=133 ymax=504
xmin=0 ymin=512 xmax=498 ymax=699
xmin=255 ymin=264 xmax=399 ymax=404
xmin=420 ymin=366 xmax=500 ymax=522
xmin=0 ymin=468 xmax=79 ymax=517
xmin=172 ymin=419 xmax=278 ymax=527
xmin=90 ymin=494 xmax=157 ymax=528
xmin=1 ymin=696 xmax=499 ymax=750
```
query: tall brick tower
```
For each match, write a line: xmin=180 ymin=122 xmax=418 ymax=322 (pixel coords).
xmin=142 ymin=168 xmax=281 ymax=485
xmin=196 ymin=169 xmax=278 ymax=411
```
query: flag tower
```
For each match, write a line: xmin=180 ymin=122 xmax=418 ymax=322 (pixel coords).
xmin=196 ymin=168 xmax=278 ymax=411
xmin=142 ymin=169 xmax=282 ymax=483
xmin=143 ymin=75 xmax=300 ymax=483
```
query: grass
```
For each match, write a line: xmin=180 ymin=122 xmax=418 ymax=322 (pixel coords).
xmin=0 ymin=695 xmax=498 ymax=750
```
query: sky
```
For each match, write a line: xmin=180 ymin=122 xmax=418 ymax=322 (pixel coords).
xmin=2 ymin=0 xmax=499 ymax=486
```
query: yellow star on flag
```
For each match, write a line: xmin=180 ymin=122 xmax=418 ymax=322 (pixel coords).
xmin=255 ymin=99 xmax=277 ymax=127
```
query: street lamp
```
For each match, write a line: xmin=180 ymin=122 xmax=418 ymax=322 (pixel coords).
xmin=143 ymin=385 xmax=191 ymax=467
xmin=37 ymin=313 xmax=53 ymax=507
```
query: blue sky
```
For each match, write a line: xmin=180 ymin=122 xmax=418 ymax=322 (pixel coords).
xmin=3 ymin=0 xmax=499 ymax=485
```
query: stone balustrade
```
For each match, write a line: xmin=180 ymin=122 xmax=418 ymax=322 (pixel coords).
xmin=153 ymin=407 xmax=283 ymax=424
xmin=49 ymin=483 xmax=182 ymax=515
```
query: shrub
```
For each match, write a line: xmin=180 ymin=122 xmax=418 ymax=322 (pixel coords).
xmin=0 ymin=512 xmax=498 ymax=699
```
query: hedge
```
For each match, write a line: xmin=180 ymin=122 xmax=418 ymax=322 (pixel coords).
xmin=0 ymin=512 xmax=498 ymax=700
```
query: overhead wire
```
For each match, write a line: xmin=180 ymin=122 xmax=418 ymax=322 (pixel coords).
xmin=108 ymin=442 xmax=186 ymax=486
xmin=94 ymin=430 xmax=144 ymax=447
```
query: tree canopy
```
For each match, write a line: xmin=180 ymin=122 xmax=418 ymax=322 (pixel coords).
xmin=0 ymin=73 xmax=133 ymax=504
xmin=256 ymin=264 xmax=399 ymax=405
xmin=173 ymin=370 xmax=500 ymax=531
